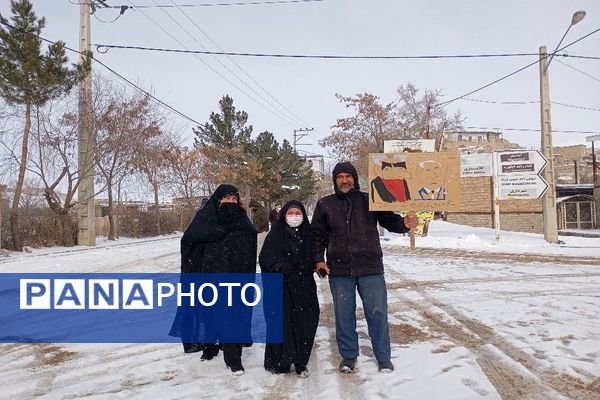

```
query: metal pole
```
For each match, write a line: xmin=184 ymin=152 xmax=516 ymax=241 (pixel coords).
xmin=593 ymin=141 xmax=597 ymax=185
xmin=539 ymin=46 xmax=558 ymax=243
xmin=492 ymin=152 xmax=500 ymax=241
xmin=77 ymin=3 xmax=96 ymax=245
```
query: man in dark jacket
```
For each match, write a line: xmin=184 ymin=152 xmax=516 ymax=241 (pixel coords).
xmin=250 ymin=199 xmax=269 ymax=253
xmin=311 ymin=162 xmax=418 ymax=373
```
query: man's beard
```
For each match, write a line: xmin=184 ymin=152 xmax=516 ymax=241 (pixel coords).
xmin=337 ymin=184 xmax=353 ymax=193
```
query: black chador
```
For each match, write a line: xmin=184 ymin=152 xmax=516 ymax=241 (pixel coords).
xmin=170 ymin=184 xmax=257 ymax=373
xmin=259 ymin=200 xmax=319 ymax=375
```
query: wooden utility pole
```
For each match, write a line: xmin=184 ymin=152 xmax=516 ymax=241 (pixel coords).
xmin=78 ymin=2 xmax=95 ymax=245
xmin=539 ymin=46 xmax=558 ymax=243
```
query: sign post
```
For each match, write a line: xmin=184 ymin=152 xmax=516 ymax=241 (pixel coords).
xmin=496 ymin=150 xmax=548 ymax=200
xmin=492 ymin=150 xmax=549 ymax=241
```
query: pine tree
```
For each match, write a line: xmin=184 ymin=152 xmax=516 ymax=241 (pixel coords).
xmin=193 ymin=95 xmax=252 ymax=149
xmin=0 ymin=0 xmax=89 ymax=250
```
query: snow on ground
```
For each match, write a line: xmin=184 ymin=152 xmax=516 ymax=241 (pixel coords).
xmin=385 ymin=220 xmax=600 ymax=258
xmin=0 ymin=226 xmax=599 ymax=399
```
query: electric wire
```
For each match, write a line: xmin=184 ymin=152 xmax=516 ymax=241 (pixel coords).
xmin=463 ymin=97 xmax=600 ymax=112
xmin=0 ymin=17 xmax=203 ymax=125
xmin=163 ymin=0 xmax=310 ymax=128
xmin=464 ymin=126 xmax=600 ymax=134
xmin=92 ymin=44 xmax=546 ymax=59
xmin=168 ymin=0 xmax=313 ymax=128
xmin=83 ymin=0 xmax=325 ymax=9
xmin=435 ymin=26 xmax=600 ymax=108
xmin=555 ymin=58 xmax=600 ymax=83
xmin=126 ymin=0 xmax=299 ymax=127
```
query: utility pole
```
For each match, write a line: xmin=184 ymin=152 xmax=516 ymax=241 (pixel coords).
xmin=293 ymin=128 xmax=314 ymax=153
xmin=539 ymin=46 xmax=558 ymax=243
xmin=574 ymin=159 xmax=578 ymax=184
xmin=78 ymin=2 xmax=95 ymax=245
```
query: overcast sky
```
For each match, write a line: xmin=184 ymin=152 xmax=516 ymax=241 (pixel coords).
xmin=2 ymin=0 xmax=599 ymax=159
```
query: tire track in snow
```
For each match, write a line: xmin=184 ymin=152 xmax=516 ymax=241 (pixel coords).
xmin=388 ymin=272 xmax=600 ymax=290
xmin=386 ymin=262 xmax=600 ymax=400
xmin=382 ymin=245 xmax=600 ymax=266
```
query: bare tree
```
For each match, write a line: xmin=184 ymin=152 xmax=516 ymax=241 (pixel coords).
xmin=132 ymin=128 xmax=174 ymax=236
xmin=28 ymin=98 xmax=105 ymax=246
xmin=166 ymin=146 xmax=207 ymax=201
xmin=322 ymin=93 xmax=398 ymax=175
xmin=395 ymin=83 xmax=464 ymax=145
xmin=321 ymin=84 xmax=464 ymax=175
xmin=94 ymin=82 xmax=159 ymax=240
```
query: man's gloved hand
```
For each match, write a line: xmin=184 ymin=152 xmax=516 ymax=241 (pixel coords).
xmin=314 ymin=261 xmax=330 ymax=278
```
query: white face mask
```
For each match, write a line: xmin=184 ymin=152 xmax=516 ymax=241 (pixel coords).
xmin=285 ymin=215 xmax=303 ymax=228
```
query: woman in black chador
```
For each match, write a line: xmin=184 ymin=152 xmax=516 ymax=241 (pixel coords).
xmin=170 ymin=184 xmax=257 ymax=376
xmin=259 ymin=200 xmax=319 ymax=377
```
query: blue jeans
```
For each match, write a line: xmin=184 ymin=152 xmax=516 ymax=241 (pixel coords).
xmin=328 ymin=274 xmax=391 ymax=362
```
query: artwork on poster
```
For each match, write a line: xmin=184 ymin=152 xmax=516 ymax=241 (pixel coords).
xmin=368 ymin=152 xmax=461 ymax=211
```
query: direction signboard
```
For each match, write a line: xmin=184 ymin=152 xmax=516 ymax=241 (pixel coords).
xmin=496 ymin=150 xmax=547 ymax=176
xmin=461 ymin=153 xmax=492 ymax=177
xmin=498 ymin=174 xmax=548 ymax=199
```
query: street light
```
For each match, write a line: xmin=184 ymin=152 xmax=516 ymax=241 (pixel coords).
xmin=539 ymin=10 xmax=586 ymax=243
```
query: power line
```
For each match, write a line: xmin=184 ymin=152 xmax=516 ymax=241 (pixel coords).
xmin=551 ymin=101 xmax=600 ymax=112
xmin=0 ymin=17 xmax=204 ymax=125
xmin=93 ymin=44 xmax=547 ymax=59
xmin=464 ymin=126 xmax=600 ymax=134
xmin=83 ymin=0 xmax=325 ymax=9
xmin=463 ymin=97 xmax=600 ymax=111
xmin=463 ymin=98 xmax=538 ymax=105
xmin=563 ymin=54 xmax=600 ymax=60
xmin=165 ymin=0 xmax=312 ymax=128
xmin=435 ymin=26 xmax=600 ymax=108
xmin=555 ymin=58 xmax=600 ymax=83
xmin=126 ymin=0 xmax=299 ymax=127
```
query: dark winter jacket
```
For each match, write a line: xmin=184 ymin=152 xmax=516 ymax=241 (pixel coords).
xmin=268 ymin=208 xmax=279 ymax=225
xmin=251 ymin=204 xmax=270 ymax=233
xmin=311 ymin=162 xmax=409 ymax=277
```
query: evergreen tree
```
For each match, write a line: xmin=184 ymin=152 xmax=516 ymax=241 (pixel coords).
xmin=193 ymin=95 xmax=252 ymax=149
xmin=0 ymin=0 xmax=89 ymax=250
xmin=276 ymin=139 xmax=316 ymax=203
xmin=247 ymin=131 xmax=280 ymax=202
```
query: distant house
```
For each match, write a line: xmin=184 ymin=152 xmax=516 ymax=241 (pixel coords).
xmin=445 ymin=131 xmax=503 ymax=143
xmin=304 ymin=155 xmax=324 ymax=176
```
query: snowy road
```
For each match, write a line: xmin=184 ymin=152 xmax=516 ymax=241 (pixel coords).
xmin=0 ymin=226 xmax=599 ymax=399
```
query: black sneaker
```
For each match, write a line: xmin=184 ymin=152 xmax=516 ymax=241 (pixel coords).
xmin=338 ymin=358 xmax=357 ymax=373
xmin=378 ymin=360 xmax=394 ymax=373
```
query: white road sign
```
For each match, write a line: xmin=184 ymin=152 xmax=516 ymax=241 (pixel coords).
xmin=498 ymin=174 xmax=548 ymax=199
xmin=383 ymin=139 xmax=436 ymax=153
xmin=461 ymin=153 xmax=492 ymax=177
xmin=496 ymin=150 xmax=547 ymax=176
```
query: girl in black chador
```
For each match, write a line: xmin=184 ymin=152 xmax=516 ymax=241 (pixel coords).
xmin=170 ymin=184 xmax=257 ymax=376
xmin=259 ymin=200 xmax=320 ymax=377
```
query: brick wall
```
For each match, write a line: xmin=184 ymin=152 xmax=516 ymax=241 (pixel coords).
xmin=446 ymin=176 xmax=544 ymax=233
